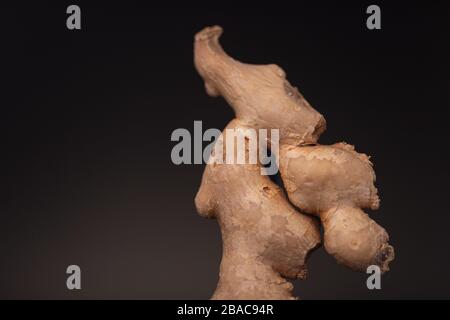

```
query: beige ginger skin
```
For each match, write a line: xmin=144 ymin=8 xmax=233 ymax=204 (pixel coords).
xmin=194 ymin=25 xmax=394 ymax=299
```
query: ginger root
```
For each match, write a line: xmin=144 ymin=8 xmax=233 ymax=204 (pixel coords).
xmin=279 ymin=143 xmax=394 ymax=272
xmin=195 ymin=120 xmax=321 ymax=299
xmin=194 ymin=26 xmax=326 ymax=146
xmin=194 ymin=26 xmax=394 ymax=299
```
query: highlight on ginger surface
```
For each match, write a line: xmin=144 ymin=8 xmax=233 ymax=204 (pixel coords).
xmin=193 ymin=25 xmax=394 ymax=299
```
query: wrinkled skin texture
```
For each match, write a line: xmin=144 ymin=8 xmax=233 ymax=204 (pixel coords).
xmin=194 ymin=25 xmax=394 ymax=299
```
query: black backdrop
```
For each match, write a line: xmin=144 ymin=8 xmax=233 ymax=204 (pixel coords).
xmin=1 ymin=1 xmax=449 ymax=299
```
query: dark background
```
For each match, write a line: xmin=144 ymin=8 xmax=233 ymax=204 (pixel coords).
xmin=1 ymin=1 xmax=449 ymax=299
